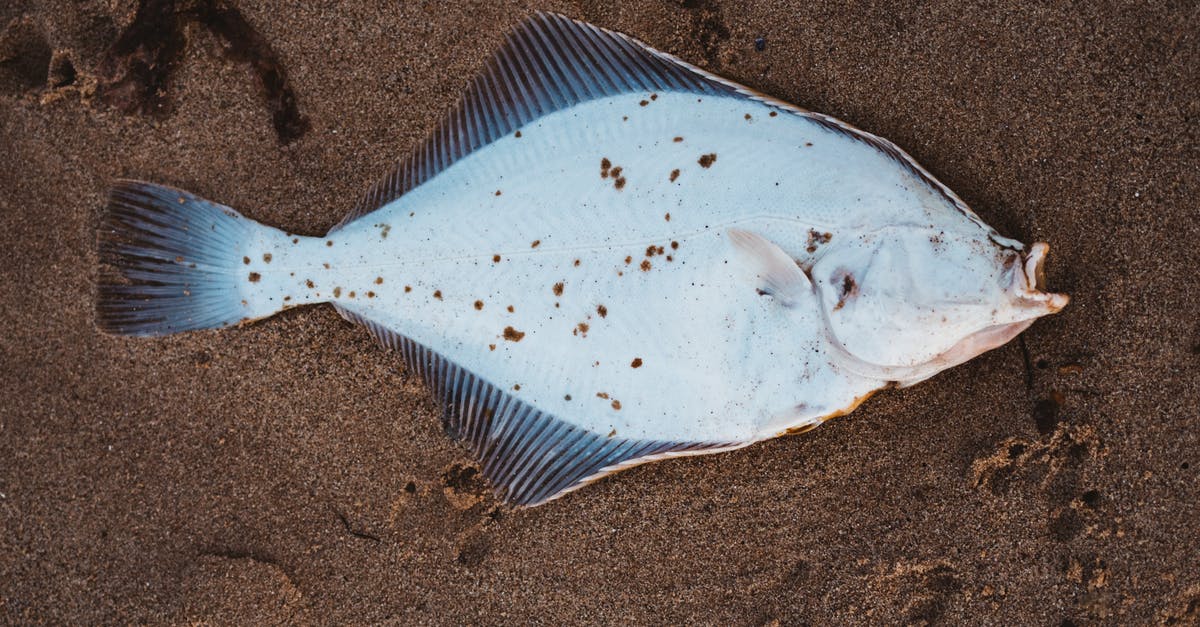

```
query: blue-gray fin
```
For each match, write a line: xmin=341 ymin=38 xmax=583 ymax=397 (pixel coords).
xmin=332 ymin=11 xmax=978 ymax=231
xmin=97 ymin=181 xmax=257 ymax=336
xmin=333 ymin=304 xmax=744 ymax=506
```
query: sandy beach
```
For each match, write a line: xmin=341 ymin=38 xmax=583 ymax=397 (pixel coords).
xmin=1 ymin=1 xmax=1197 ymax=623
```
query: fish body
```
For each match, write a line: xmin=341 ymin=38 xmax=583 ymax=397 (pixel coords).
xmin=98 ymin=13 xmax=1067 ymax=505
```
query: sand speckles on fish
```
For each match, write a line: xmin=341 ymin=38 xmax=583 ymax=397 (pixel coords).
xmin=96 ymin=12 xmax=1067 ymax=508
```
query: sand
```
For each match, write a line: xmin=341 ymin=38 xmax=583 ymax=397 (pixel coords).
xmin=1 ymin=1 xmax=1197 ymax=624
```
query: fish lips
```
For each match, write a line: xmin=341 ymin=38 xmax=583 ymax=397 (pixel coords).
xmin=1011 ymin=242 xmax=1070 ymax=314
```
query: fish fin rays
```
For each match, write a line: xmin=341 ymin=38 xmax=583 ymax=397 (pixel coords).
xmin=333 ymin=12 xmax=979 ymax=231
xmin=97 ymin=181 xmax=280 ymax=336
xmin=332 ymin=304 xmax=740 ymax=506
xmin=728 ymin=228 xmax=813 ymax=307
xmin=331 ymin=12 xmax=738 ymax=230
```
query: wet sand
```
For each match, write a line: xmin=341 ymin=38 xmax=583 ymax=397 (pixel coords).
xmin=1 ymin=1 xmax=1197 ymax=623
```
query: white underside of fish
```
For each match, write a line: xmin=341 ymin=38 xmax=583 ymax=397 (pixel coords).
xmin=255 ymin=92 xmax=958 ymax=443
xmin=98 ymin=13 xmax=1067 ymax=506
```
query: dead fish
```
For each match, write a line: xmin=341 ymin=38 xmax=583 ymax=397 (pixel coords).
xmin=97 ymin=13 xmax=1068 ymax=506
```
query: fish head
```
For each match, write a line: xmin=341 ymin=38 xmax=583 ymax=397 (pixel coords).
xmin=809 ymin=226 xmax=1068 ymax=385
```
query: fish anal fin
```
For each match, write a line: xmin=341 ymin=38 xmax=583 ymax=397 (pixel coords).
xmin=728 ymin=228 xmax=812 ymax=307
xmin=332 ymin=304 xmax=738 ymax=506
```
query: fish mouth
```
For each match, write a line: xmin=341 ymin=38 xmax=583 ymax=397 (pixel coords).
xmin=827 ymin=242 xmax=1069 ymax=387
xmin=1013 ymin=242 xmax=1069 ymax=314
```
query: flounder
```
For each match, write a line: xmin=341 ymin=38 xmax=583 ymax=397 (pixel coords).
xmin=97 ymin=13 xmax=1068 ymax=506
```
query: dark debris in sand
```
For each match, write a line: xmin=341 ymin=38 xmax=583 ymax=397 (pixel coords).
xmin=1 ymin=1 xmax=1198 ymax=624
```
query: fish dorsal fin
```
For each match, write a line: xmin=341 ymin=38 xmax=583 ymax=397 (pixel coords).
xmin=728 ymin=228 xmax=813 ymax=307
xmin=332 ymin=12 xmax=739 ymax=230
xmin=334 ymin=11 xmax=985 ymax=234
xmin=332 ymin=304 xmax=743 ymax=506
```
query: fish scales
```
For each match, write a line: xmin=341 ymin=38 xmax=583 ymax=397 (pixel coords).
xmin=96 ymin=13 xmax=1067 ymax=506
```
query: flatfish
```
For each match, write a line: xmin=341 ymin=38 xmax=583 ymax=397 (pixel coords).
xmin=97 ymin=13 xmax=1068 ymax=506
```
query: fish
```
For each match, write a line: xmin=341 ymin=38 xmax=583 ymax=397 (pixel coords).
xmin=96 ymin=12 xmax=1068 ymax=507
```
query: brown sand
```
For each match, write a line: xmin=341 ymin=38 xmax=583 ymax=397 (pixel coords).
xmin=2 ymin=1 xmax=1197 ymax=624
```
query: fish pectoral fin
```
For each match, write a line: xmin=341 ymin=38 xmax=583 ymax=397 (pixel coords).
xmin=727 ymin=228 xmax=813 ymax=307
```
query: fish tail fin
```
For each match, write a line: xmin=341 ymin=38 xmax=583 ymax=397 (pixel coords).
xmin=97 ymin=181 xmax=292 ymax=336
